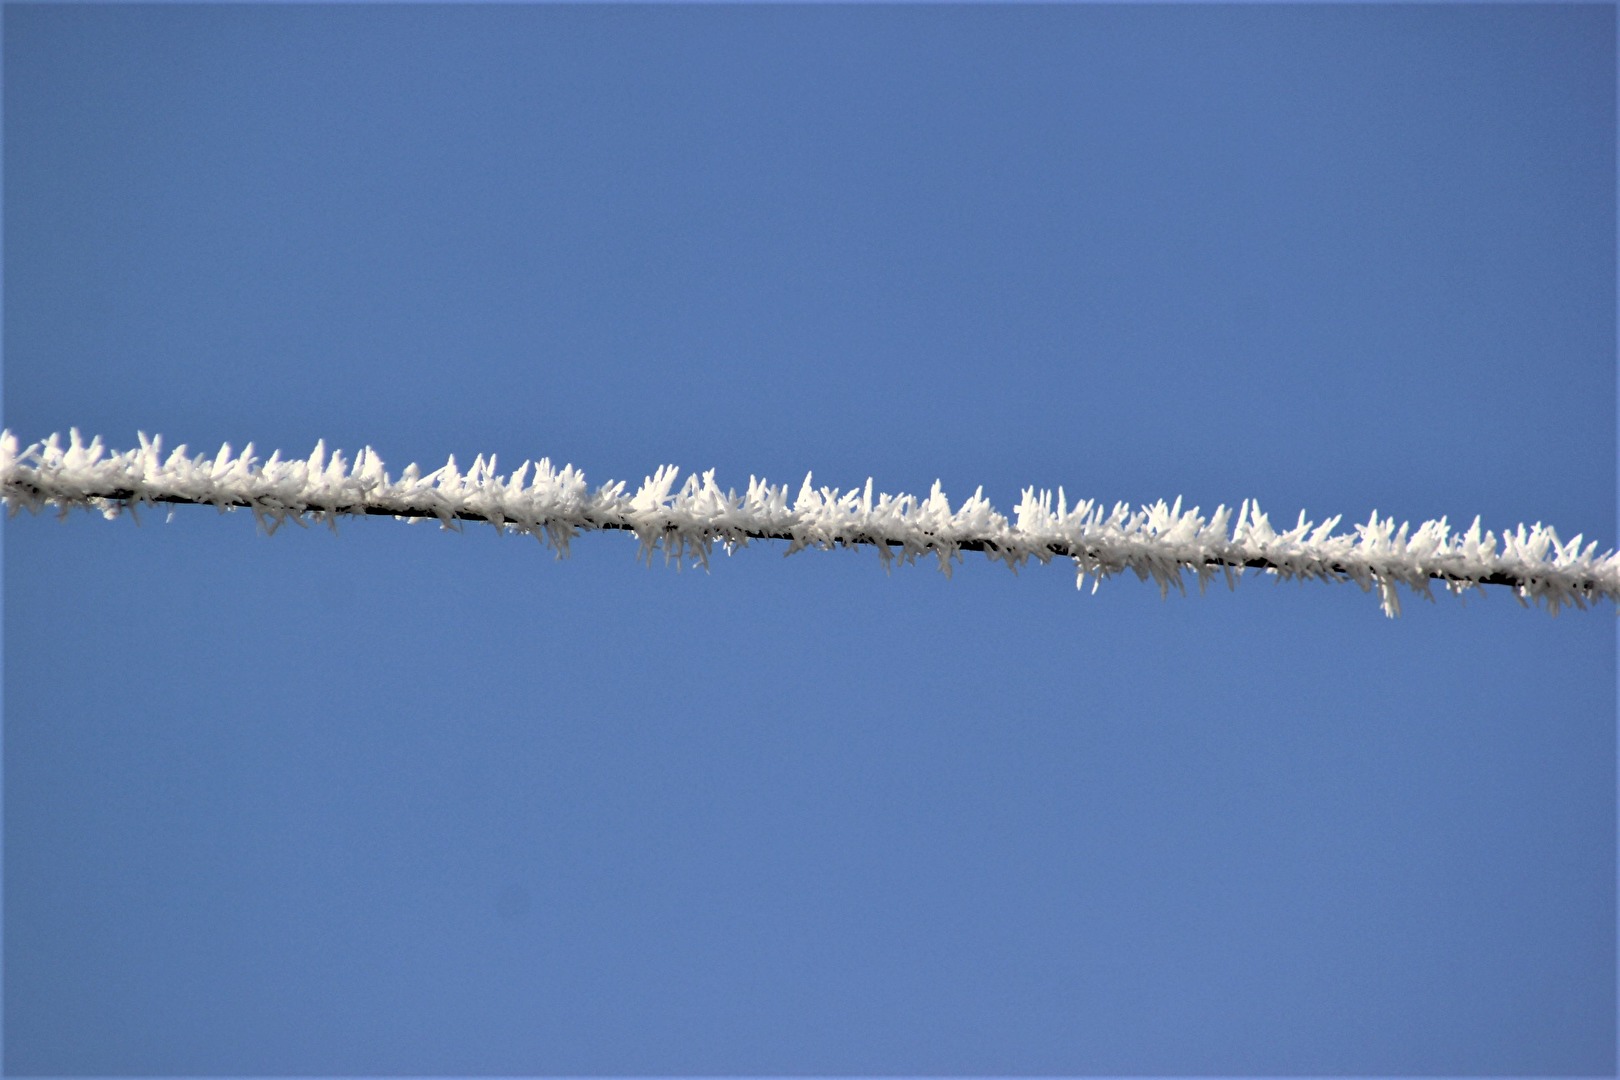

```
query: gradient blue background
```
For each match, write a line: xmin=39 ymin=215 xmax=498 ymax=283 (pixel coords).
xmin=4 ymin=3 xmax=1615 ymax=1074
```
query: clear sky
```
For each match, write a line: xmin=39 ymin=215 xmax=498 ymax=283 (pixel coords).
xmin=3 ymin=3 xmax=1615 ymax=1074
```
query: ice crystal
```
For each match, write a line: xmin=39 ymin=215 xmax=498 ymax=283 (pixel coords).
xmin=3 ymin=429 xmax=1614 ymax=617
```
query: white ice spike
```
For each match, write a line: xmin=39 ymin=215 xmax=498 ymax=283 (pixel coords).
xmin=3 ymin=429 xmax=1615 ymax=618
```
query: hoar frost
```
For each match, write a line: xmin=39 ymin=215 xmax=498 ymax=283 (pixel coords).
xmin=3 ymin=429 xmax=1615 ymax=618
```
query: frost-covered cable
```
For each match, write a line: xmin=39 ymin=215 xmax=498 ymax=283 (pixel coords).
xmin=3 ymin=429 xmax=1616 ymax=617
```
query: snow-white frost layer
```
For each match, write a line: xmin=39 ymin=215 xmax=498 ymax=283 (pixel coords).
xmin=3 ymin=430 xmax=1616 ymax=617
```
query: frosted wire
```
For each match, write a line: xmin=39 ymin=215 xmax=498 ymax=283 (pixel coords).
xmin=3 ymin=430 xmax=1616 ymax=617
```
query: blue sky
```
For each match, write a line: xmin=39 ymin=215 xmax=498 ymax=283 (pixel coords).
xmin=3 ymin=3 xmax=1615 ymax=1074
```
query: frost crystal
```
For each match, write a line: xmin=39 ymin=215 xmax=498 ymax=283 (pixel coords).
xmin=3 ymin=429 xmax=1615 ymax=617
